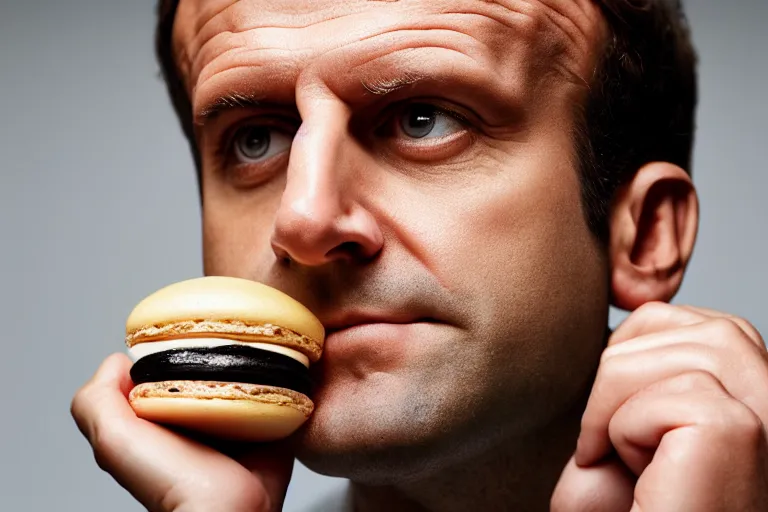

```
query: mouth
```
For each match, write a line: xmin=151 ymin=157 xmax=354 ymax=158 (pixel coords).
xmin=323 ymin=312 xmax=440 ymax=336
xmin=318 ymin=312 xmax=442 ymax=363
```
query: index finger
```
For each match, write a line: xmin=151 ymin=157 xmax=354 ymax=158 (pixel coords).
xmin=610 ymin=302 xmax=707 ymax=346
xmin=70 ymin=352 xmax=136 ymax=444
xmin=679 ymin=305 xmax=765 ymax=349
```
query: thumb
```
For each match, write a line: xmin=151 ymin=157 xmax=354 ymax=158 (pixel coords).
xmin=551 ymin=455 xmax=636 ymax=512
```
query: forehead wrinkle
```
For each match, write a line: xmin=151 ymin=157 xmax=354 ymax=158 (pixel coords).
xmin=191 ymin=0 xmax=239 ymax=37
xmin=192 ymin=32 xmax=305 ymax=90
xmin=186 ymin=11 xmax=374 ymax=98
xmin=190 ymin=11 xmax=494 ymax=104
xmin=403 ymin=0 xmax=599 ymax=93
xmin=181 ymin=0 xmax=567 ymax=72
xmin=483 ymin=0 xmax=600 ymax=40
xmin=538 ymin=0 xmax=605 ymax=72
xmin=355 ymin=28 xmax=486 ymax=62
xmin=349 ymin=45 xmax=480 ymax=77
xmin=403 ymin=10 xmax=543 ymax=85
xmin=191 ymin=33 xmax=246 ymax=87
xmin=310 ymin=6 xmax=540 ymax=79
xmin=174 ymin=0 xmax=238 ymax=85
xmin=181 ymin=0 xmax=602 ymax=120
xmin=470 ymin=0 xmax=603 ymax=84
xmin=194 ymin=46 xmax=305 ymax=100
xmin=332 ymin=24 xmax=493 ymax=81
xmin=185 ymin=1 xmax=370 ymax=65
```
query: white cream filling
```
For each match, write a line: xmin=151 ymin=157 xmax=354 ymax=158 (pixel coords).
xmin=128 ymin=337 xmax=310 ymax=367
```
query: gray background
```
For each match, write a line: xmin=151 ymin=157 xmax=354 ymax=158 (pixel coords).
xmin=0 ymin=1 xmax=765 ymax=510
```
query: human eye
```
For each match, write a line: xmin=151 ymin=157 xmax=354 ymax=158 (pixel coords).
xmin=396 ymin=103 xmax=465 ymax=140
xmin=373 ymin=101 xmax=474 ymax=162
xmin=217 ymin=122 xmax=295 ymax=188
xmin=232 ymin=124 xmax=292 ymax=164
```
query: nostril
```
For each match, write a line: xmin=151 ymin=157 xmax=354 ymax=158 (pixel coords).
xmin=334 ymin=241 xmax=360 ymax=253
xmin=326 ymin=241 xmax=371 ymax=261
xmin=271 ymin=199 xmax=383 ymax=266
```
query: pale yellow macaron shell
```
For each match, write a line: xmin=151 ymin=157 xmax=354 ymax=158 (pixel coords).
xmin=126 ymin=276 xmax=325 ymax=361
xmin=130 ymin=381 xmax=313 ymax=442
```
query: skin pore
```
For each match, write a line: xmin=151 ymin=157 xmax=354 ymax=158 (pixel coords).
xmin=172 ymin=0 xmax=613 ymax=509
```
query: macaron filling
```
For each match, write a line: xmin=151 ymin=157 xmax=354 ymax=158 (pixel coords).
xmin=130 ymin=345 xmax=312 ymax=397
xmin=128 ymin=337 xmax=310 ymax=367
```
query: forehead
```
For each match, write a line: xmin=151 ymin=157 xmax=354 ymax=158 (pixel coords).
xmin=172 ymin=0 xmax=604 ymax=116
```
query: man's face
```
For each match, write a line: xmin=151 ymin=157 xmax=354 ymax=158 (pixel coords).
xmin=174 ymin=0 xmax=609 ymax=482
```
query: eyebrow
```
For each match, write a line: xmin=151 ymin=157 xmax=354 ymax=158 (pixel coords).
xmin=359 ymin=72 xmax=425 ymax=96
xmin=195 ymin=93 xmax=264 ymax=124
xmin=195 ymin=72 xmax=427 ymax=125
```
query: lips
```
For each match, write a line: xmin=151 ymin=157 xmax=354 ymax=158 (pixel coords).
xmin=330 ymin=320 xmax=424 ymax=337
xmin=320 ymin=313 xmax=441 ymax=365
xmin=324 ymin=315 xmax=438 ymax=346
xmin=323 ymin=311 xmax=438 ymax=335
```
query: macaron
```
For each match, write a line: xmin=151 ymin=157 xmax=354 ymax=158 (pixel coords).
xmin=125 ymin=276 xmax=324 ymax=441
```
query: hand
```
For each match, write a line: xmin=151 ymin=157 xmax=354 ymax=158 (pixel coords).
xmin=552 ymin=302 xmax=768 ymax=511
xmin=71 ymin=353 xmax=293 ymax=512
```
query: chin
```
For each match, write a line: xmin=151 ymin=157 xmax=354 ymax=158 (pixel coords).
xmin=292 ymin=368 xmax=500 ymax=485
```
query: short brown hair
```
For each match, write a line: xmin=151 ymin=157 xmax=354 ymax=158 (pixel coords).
xmin=576 ymin=0 xmax=697 ymax=241
xmin=154 ymin=0 xmax=697 ymax=242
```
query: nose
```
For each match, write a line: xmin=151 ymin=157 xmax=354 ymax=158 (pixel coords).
xmin=270 ymin=99 xmax=383 ymax=267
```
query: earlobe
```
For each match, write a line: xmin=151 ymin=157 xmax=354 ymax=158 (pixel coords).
xmin=609 ymin=162 xmax=699 ymax=311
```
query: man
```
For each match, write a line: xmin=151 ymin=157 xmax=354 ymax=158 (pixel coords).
xmin=71 ymin=0 xmax=768 ymax=510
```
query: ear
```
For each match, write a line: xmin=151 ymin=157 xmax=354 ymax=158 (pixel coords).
xmin=609 ymin=162 xmax=699 ymax=311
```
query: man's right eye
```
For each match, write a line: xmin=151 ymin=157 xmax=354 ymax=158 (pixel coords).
xmin=232 ymin=125 xmax=293 ymax=164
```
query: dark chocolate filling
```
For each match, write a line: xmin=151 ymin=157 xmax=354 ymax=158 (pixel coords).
xmin=130 ymin=345 xmax=311 ymax=397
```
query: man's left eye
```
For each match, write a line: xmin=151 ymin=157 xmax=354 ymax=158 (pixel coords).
xmin=397 ymin=103 xmax=464 ymax=140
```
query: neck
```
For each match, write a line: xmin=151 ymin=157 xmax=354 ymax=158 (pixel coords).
xmin=350 ymin=397 xmax=585 ymax=512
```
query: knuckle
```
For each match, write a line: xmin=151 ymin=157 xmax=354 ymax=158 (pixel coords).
xmin=91 ymin=419 xmax=124 ymax=472
xmin=702 ymin=400 xmax=764 ymax=444
xmin=710 ymin=317 xmax=743 ymax=340
xmin=70 ymin=387 xmax=85 ymax=422
xmin=70 ymin=384 xmax=96 ymax=436
xmin=729 ymin=405 xmax=764 ymax=446
xmin=732 ymin=317 xmax=765 ymax=347
xmin=670 ymin=370 xmax=718 ymax=392
xmin=71 ymin=386 xmax=126 ymax=473
xmin=599 ymin=344 xmax=624 ymax=363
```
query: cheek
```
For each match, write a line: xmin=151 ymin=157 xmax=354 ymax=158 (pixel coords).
xmin=466 ymin=152 xmax=607 ymax=331
xmin=398 ymin=144 xmax=608 ymax=382
xmin=479 ymin=160 xmax=593 ymax=301
xmin=201 ymin=176 xmax=285 ymax=276
xmin=397 ymin=148 xmax=597 ymax=302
